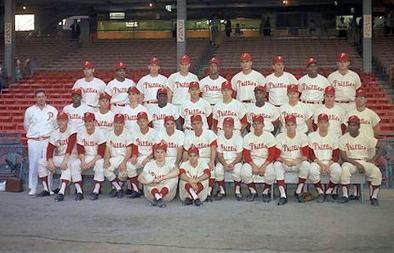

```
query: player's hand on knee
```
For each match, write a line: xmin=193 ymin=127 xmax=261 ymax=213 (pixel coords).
xmin=48 ymin=161 xmax=56 ymax=171
xmin=356 ymin=163 xmax=365 ymax=173
xmin=60 ymin=161 xmax=68 ymax=170
xmin=103 ymin=160 xmax=110 ymax=169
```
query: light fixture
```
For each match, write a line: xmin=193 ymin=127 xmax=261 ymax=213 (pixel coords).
xmin=149 ymin=2 xmax=153 ymax=7
xmin=22 ymin=6 xmax=27 ymax=10
xmin=165 ymin=5 xmax=172 ymax=12
xmin=282 ymin=0 xmax=288 ymax=6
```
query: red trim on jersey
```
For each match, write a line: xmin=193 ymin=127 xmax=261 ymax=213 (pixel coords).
xmin=97 ymin=143 xmax=106 ymax=157
xmin=243 ymin=149 xmax=252 ymax=163
xmin=212 ymin=119 xmax=218 ymax=130
xmin=65 ymin=133 xmax=77 ymax=155
xmin=179 ymin=168 xmax=186 ymax=175
xmin=341 ymin=124 xmax=347 ymax=134
xmin=210 ymin=139 xmax=217 ymax=147
xmin=301 ymin=146 xmax=309 ymax=158
xmin=131 ymin=144 xmax=138 ymax=156
xmin=309 ymin=147 xmax=316 ymax=161
xmin=332 ymin=149 xmax=340 ymax=162
xmin=46 ymin=143 xmax=56 ymax=160
xmin=240 ymin=115 xmax=248 ymax=125
xmin=77 ymin=144 xmax=85 ymax=155
xmin=160 ymin=187 xmax=169 ymax=197
xmin=266 ymin=147 xmax=279 ymax=163
xmin=203 ymin=168 xmax=211 ymax=177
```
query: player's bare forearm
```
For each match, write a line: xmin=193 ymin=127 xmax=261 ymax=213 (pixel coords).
xmin=210 ymin=146 xmax=217 ymax=163
xmin=369 ymin=140 xmax=385 ymax=163
xmin=230 ymin=152 xmax=243 ymax=166
xmin=176 ymin=147 xmax=183 ymax=166
xmin=306 ymin=118 xmax=313 ymax=132
xmin=197 ymin=174 xmax=209 ymax=182
xmin=179 ymin=174 xmax=191 ymax=182
xmin=341 ymin=150 xmax=362 ymax=167
xmin=217 ymin=152 xmax=227 ymax=166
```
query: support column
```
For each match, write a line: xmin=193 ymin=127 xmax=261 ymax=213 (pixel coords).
xmin=4 ymin=0 xmax=16 ymax=82
xmin=176 ymin=0 xmax=186 ymax=70
xmin=362 ymin=0 xmax=372 ymax=73
xmin=79 ymin=18 xmax=90 ymax=47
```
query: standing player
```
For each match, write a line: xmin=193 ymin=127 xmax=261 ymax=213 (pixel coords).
xmin=37 ymin=112 xmax=78 ymax=201
xmin=338 ymin=115 xmax=384 ymax=206
xmin=266 ymin=55 xmax=298 ymax=107
xmin=158 ymin=116 xmax=184 ymax=168
xmin=308 ymin=113 xmax=342 ymax=202
xmin=298 ymin=57 xmax=330 ymax=111
xmin=63 ymin=88 xmax=94 ymax=131
xmin=24 ymin=89 xmax=58 ymax=195
xmin=122 ymin=87 xmax=152 ymax=132
xmin=274 ymin=115 xmax=311 ymax=205
xmin=105 ymin=62 xmax=135 ymax=113
xmin=149 ymin=87 xmax=180 ymax=133
xmin=138 ymin=142 xmax=179 ymax=208
xmin=72 ymin=61 xmax=106 ymax=109
xmin=231 ymin=53 xmax=265 ymax=110
xmin=327 ymin=52 xmax=362 ymax=113
xmin=200 ymin=57 xmax=226 ymax=106
xmin=247 ymin=85 xmax=280 ymax=134
xmin=167 ymin=54 xmax=199 ymax=109
xmin=179 ymin=146 xmax=211 ymax=206
xmin=180 ymin=81 xmax=212 ymax=133
xmin=215 ymin=117 xmax=243 ymax=200
xmin=94 ymin=92 xmax=114 ymax=135
xmin=72 ymin=112 xmax=106 ymax=200
xmin=137 ymin=57 xmax=169 ymax=112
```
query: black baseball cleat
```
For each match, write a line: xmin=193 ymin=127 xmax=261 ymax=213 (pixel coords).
xmin=194 ymin=198 xmax=202 ymax=206
xmin=295 ymin=193 xmax=305 ymax=203
xmin=116 ymin=189 xmax=124 ymax=198
xmin=246 ymin=193 xmax=257 ymax=202
xmin=331 ymin=194 xmax=339 ymax=200
xmin=184 ymin=197 xmax=193 ymax=206
xmin=370 ymin=198 xmax=379 ymax=207
xmin=52 ymin=188 xmax=60 ymax=194
xmin=324 ymin=194 xmax=335 ymax=203
xmin=205 ymin=195 xmax=213 ymax=202
xmin=277 ymin=197 xmax=288 ymax=206
xmin=90 ymin=192 xmax=99 ymax=200
xmin=262 ymin=193 xmax=271 ymax=203
xmin=157 ymin=198 xmax=167 ymax=208
xmin=75 ymin=193 xmax=84 ymax=201
xmin=125 ymin=189 xmax=132 ymax=195
xmin=316 ymin=194 xmax=325 ymax=203
xmin=128 ymin=190 xmax=142 ymax=199
xmin=337 ymin=196 xmax=349 ymax=204
xmin=235 ymin=193 xmax=243 ymax=201
xmin=151 ymin=199 xmax=158 ymax=207
xmin=55 ymin=193 xmax=64 ymax=202
xmin=349 ymin=195 xmax=360 ymax=201
xmin=36 ymin=190 xmax=50 ymax=197
xmin=214 ymin=192 xmax=225 ymax=201
xmin=110 ymin=189 xmax=117 ymax=198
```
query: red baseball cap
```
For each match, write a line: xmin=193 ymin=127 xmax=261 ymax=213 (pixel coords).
xmin=154 ymin=141 xmax=168 ymax=152
xmin=156 ymin=87 xmax=168 ymax=96
xmin=273 ymin=55 xmax=284 ymax=65
xmin=57 ymin=111 xmax=68 ymax=120
xmin=221 ymin=80 xmax=233 ymax=91
xmin=317 ymin=113 xmax=329 ymax=123
xmin=99 ymin=92 xmax=111 ymax=100
xmin=356 ymin=88 xmax=367 ymax=97
xmin=180 ymin=54 xmax=191 ymax=65
xmin=324 ymin=86 xmax=335 ymax=95
xmin=164 ymin=115 xmax=175 ymax=123
xmin=287 ymin=84 xmax=299 ymax=93
xmin=240 ymin=53 xmax=252 ymax=62
xmin=128 ymin=86 xmax=140 ymax=94
xmin=137 ymin=111 xmax=148 ymax=120
xmin=114 ymin=62 xmax=126 ymax=70
xmin=285 ymin=115 xmax=297 ymax=124
xmin=254 ymin=85 xmax=266 ymax=92
xmin=337 ymin=52 xmax=350 ymax=62
xmin=83 ymin=112 xmax=95 ymax=122
xmin=187 ymin=145 xmax=199 ymax=156
xmin=83 ymin=61 xmax=94 ymax=69
xmin=114 ymin=113 xmax=125 ymax=123
xmin=190 ymin=114 xmax=202 ymax=123
xmin=189 ymin=81 xmax=200 ymax=90
xmin=348 ymin=115 xmax=360 ymax=124
xmin=252 ymin=115 xmax=264 ymax=123
xmin=149 ymin=56 xmax=160 ymax=65
xmin=306 ymin=57 xmax=317 ymax=66
xmin=71 ymin=88 xmax=82 ymax=96
xmin=209 ymin=57 xmax=220 ymax=65
xmin=223 ymin=117 xmax=234 ymax=127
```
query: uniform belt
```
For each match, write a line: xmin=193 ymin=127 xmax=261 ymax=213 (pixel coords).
xmin=242 ymin=100 xmax=253 ymax=103
xmin=145 ymin=101 xmax=158 ymax=104
xmin=184 ymin=127 xmax=193 ymax=131
xmin=301 ymin=100 xmax=321 ymax=104
xmin=335 ymin=100 xmax=352 ymax=104
xmin=113 ymin=103 xmax=126 ymax=107
xmin=28 ymin=136 xmax=49 ymax=141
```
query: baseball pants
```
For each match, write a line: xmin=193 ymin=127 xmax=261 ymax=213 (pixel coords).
xmin=241 ymin=158 xmax=276 ymax=185
xmin=27 ymin=139 xmax=48 ymax=191
xmin=144 ymin=177 xmax=179 ymax=201
xmin=309 ymin=162 xmax=342 ymax=184
xmin=38 ymin=155 xmax=76 ymax=182
xmin=274 ymin=160 xmax=310 ymax=181
xmin=215 ymin=160 xmax=242 ymax=182
xmin=71 ymin=156 xmax=105 ymax=182
xmin=341 ymin=161 xmax=382 ymax=186
xmin=104 ymin=156 xmax=137 ymax=182
xmin=179 ymin=179 xmax=209 ymax=201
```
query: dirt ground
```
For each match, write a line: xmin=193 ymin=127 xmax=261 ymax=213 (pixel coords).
xmin=0 ymin=188 xmax=393 ymax=253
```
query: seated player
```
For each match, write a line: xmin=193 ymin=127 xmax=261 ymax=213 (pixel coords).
xmin=158 ymin=115 xmax=184 ymax=168
xmin=95 ymin=92 xmax=114 ymax=135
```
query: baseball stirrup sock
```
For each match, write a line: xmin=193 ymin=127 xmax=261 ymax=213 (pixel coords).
xmin=111 ymin=180 xmax=121 ymax=191
xmin=234 ymin=181 xmax=241 ymax=194
xmin=41 ymin=176 xmax=49 ymax=192
xmin=352 ymin=185 xmax=358 ymax=196
xmin=277 ymin=180 xmax=286 ymax=198
xmin=59 ymin=180 xmax=69 ymax=195
xmin=372 ymin=186 xmax=380 ymax=199
xmin=128 ymin=176 xmax=139 ymax=192
xmin=263 ymin=184 xmax=271 ymax=194
xmin=247 ymin=183 xmax=257 ymax=194
xmin=185 ymin=184 xmax=198 ymax=200
xmin=93 ymin=182 xmax=101 ymax=194
xmin=151 ymin=188 xmax=162 ymax=200
xmin=314 ymin=181 xmax=324 ymax=194
xmin=160 ymin=187 xmax=169 ymax=197
xmin=325 ymin=181 xmax=335 ymax=194
xmin=217 ymin=180 xmax=225 ymax=194
xmin=296 ymin=178 xmax=306 ymax=194
xmin=342 ymin=185 xmax=349 ymax=198
xmin=74 ymin=181 xmax=83 ymax=193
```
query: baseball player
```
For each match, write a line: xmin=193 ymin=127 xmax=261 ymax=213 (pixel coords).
xmin=105 ymin=62 xmax=135 ymax=113
xmin=308 ymin=113 xmax=342 ymax=203
xmin=63 ymin=88 xmax=94 ymax=131
xmin=266 ymin=56 xmax=298 ymax=107
xmin=242 ymin=115 xmax=277 ymax=202
xmin=338 ymin=115 xmax=384 ymax=206
xmin=347 ymin=88 xmax=381 ymax=138
xmin=138 ymin=142 xmax=179 ymax=208
xmin=179 ymin=145 xmax=210 ymax=206
xmin=167 ymin=54 xmax=199 ymax=109
xmin=24 ymin=89 xmax=58 ymax=196
xmin=121 ymin=86 xmax=152 ymax=132
xmin=298 ymin=57 xmax=330 ymax=111
xmin=231 ymin=53 xmax=266 ymax=110
xmin=279 ymin=84 xmax=313 ymax=134
xmin=212 ymin=81 xmax=247 ymax=135
xmin=247 ymin=85 xmax=280 ymax=134
xmin=184 ymin=115 xmax=217 ymax=201
xmin=180 ymin=81 xmax=212 ymax=133
xmin=327 ymin=52 xmax=362 ymax=113
xmin=200 ymin=57 xmax=226 ymax=106
xmin=37 ymin=112 xmax=78 ymax=202
xmin=72 ymin=61 xmax=106 ymax=109
xmin=274 ymin=115 xmax=311 ymax=205
xmin=94 ymin=92 xmax=114 ymax=135
xmin=215 ymin=117 xmax=243 ymax=200
xmin=72 ymin=112 xmax=106 ymax=200
xmin=158 ymin=115 xmax=184 ymax=168
xmin=137 ymin=57 xmax=169 ymax=112
xmin=148 ymin=87 xmax=180 ymax=133
xmin=104 ymin=113 xmax=138 ymax=198
xmin=313 ymin=86 xmax=347 ymax=139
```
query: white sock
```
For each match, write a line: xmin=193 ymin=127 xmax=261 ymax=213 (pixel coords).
xmin=333 ymin=185 xmax=338 ymax=194
xmin=59 ymin=182 xmax=67 ymax=195
xmin=235 ymin=185 xmax=240 ymax=194
xmin=154 ymin=193 xmax=162 ymax=200
xmin=249 ymin=187 xmax=257 ymax=194
xmin=93 ymin=183 xmax=100 ymax=194
xmin=279 ymin=186 xmax=287 ymax=198
xmin=208 ymin=186 xmax=213 ymax=196
xmin=353 ymin=185 xmax=358 ymax=196
xmin=263 ymin=187 xmax=269 ymax=194
xmin=219 ymin=186 xmax=225 ymax=194
xmin=342 ymin=186 xmax=349 ymax=198
xmin=372 ymin=187 xmax=380 ymax=199
xmin=118 ymin=181 xmax=124 ymax=188
xmin=112 ymin=181 xmax=121 ymax=191
xmin=296 ymin=183 xmax=304 ymax=194
xmin=127 ymin=181 xmax=132 ymax=190
xmin=369 ymin=184 xmax=373 ymax=196
xmin=316 ymin=187 xmax=324 ymax=194
xmin=75 ymin=183 xmax=83 ymax=194
xmin=131 ymin=183 xmax=139 ymax=192
xmin=325 ymin=187 xmax=333 ymax=194
xmin=189 ymin=188 xmax=198 ymax=200
xmin=42 ymin=180 xmax=49 ymax=192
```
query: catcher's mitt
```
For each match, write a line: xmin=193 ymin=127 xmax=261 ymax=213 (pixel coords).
xmin=301 ymin=192 xmax=314 ymax=202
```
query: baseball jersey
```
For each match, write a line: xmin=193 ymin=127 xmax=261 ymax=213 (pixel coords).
xmin=243 ymin=131 xmax=276 ymax=160
xmin=231 ymin=70 xmax=265 ymax=102
xmin=142 ymin=159 xmax=175 ymax=180
xmin=213 ymin=99 xmax=247 ymax=131
xmin=167 ymin=72 xmax=199 ymax=105
xmin=346 ymin=108 xmax=381 ymax=138
xmin=149 ymin=103 xmax=180 ymax=133
xmin=158 ymin=130 xmax=185 ymax=159
xmin=266 ymin=72 xmax=298 ymax=106
xmin=184 ymin=129 xmax=217 ymax=159
xmin=247 ymin=102 xmax=280 ymax=133
xmin=24 ymin=104 xmax=58 ymax=138
xmin=63 ymin=104 xmax=94 ymax=131
xmin=121 ymin=104 xmax=152 ymax=132
xmin=298 ymin=74 xmax=330 ymax=103
xmin=180 ymin=160 xmax=209 ymax=178
xmin=308 ymin=132 xmax=338 ymax=161
xmin=105 ymin=78 xmax=135 ymax=105
xmin=276 ymin=132 xmax=308 ymax=159
xmin=180 ymin=98 xmax=212 ymax=130
xmin=217 ymin=133 xmax=243 ymax=161
xmin=313 ymin=104 xmax=346 ymax=138
xmin=279 ymin=102 xmax=312 ymax=134
xmin=200 ymin=75 xmax=226 ymax=105
xmin=106 ymin=130 xmax=134 ymax=158
xmin=77 ymin=128 xmax=106 ymax=157
xmin=327 ymin=70 xmax=362 ymax=102
xmin=339 ymin=132 xmax=377 ymax=160
xmin=72 ymin=77 xmax=106 ymax=107
xmin=49 ymin=127 xmax=77 ymax=156
xmin=94 ymin=110 xmax=114 ymax=135
xmin=137 ymin=74 xmax=168 ymax=103
xmin=134 ymin=128 xmax=159 ymax=157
